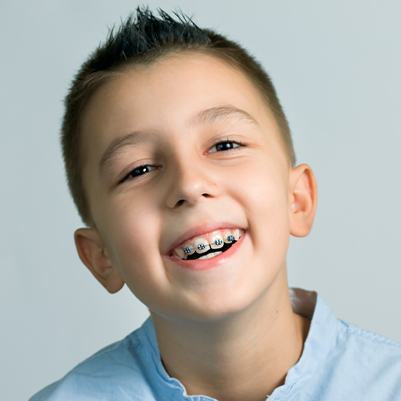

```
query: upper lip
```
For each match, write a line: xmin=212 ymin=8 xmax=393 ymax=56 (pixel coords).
xmin=164 ymin=221 xmax=245 ymax=256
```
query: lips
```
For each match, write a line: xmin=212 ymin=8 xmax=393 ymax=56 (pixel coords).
xmin=165 ymin=221 xmax=245 ymax=256
xmin=166 ymin=230 xmax=247 ymax=271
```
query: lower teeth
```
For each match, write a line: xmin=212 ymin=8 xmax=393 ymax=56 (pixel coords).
xmin=197 ymin=251 xmax=223 ymax=260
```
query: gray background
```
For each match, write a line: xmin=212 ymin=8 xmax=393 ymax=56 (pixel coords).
xmin=1 ymin=1 xmax=400 ymax=400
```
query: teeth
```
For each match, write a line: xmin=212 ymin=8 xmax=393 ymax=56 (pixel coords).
xmin=223 ymin=228 xmax=241 ymax=243
xmin=193 ymin=237 xmax=210 ymax=254
xmin=174 ymin=246 xmax=190 ymax=259
xmin=210 ymin=233 xmax=225 ymax=249
xmin=198 ymin=251 xmax=223 ymax=260
xmin=172 ymin=228 xmax=243 ymax=260
xmin=223 ymin=231 xmax=235 ymax=243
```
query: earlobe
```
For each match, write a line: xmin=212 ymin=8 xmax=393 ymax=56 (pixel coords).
xmin=288 ymin=163 xmax=318 ymax=237
xmin=74 ymin=228 xmax=125 ymax=294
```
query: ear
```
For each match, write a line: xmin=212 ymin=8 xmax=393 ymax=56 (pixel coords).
xmin=74 ymin=228 xmax=125 ymax=294
xmin=288 ymin=163 xmax=318 ymax=237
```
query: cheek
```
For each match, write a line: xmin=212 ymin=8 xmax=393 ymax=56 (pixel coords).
xmin=104 ymin=203 xmax=160 ymax=266
xmin=230 ymin=155 xmax=288 ymax=211
xmin=232 ymin=158 xmax=290 ymax=254
xmin=106 ymin=208 xmax=166 ymax=303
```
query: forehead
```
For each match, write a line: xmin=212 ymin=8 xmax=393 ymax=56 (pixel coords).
xmin=80 ymin=51 xmax=282 ymax=170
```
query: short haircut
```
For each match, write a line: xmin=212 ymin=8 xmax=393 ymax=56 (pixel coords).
xmin=61 ymin=6 xmax=296 ymax=226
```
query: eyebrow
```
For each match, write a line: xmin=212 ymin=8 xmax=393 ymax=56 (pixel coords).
xmin=98 ymin=104 xmax=258 ymax=174
xmin=191 ymin=104 xmax=258 ymax=127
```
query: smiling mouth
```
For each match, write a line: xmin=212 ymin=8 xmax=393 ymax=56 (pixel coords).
xmin=184 ymin=240 xmax=237 ymax=260
xmin=166 ymin=230 xmax=246 ymax=271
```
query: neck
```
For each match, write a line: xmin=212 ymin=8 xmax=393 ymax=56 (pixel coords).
xmin=151 ymin=270 xmax=310 ymax=401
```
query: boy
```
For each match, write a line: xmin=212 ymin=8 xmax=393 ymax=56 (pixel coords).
xmin=30 ymin=6 xmax=401 ymax=401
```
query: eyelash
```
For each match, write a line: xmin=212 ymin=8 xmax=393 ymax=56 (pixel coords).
xmin=119 ymin=138 xmax=245 ymax=184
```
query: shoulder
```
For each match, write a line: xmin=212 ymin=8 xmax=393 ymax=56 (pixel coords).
xmin=28 ymin=325 xmax=156 ymax=401
xmin=305 ymin=316 xmax=401 ymax=401
xmin=337 ymin=318 xmax=401 ymax=359
xmin=326 ymin=319 xmax=401 ymax=399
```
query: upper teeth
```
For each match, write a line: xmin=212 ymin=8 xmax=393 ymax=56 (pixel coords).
xmin=173 ymin=228 xmax=243 ymax=259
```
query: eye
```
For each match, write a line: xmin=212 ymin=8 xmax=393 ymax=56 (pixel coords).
xmin=118 ymin=138 xmax=245 ymax=185
xmin=209 ymin=138 xmax=245 ymax=153
xmin=119 ymin=164 xmax=159 ymax=184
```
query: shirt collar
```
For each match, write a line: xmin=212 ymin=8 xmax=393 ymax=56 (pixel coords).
xmin=269 ymin=287 xmax=338 ymax=399
xmin=138 ymin=287 xmax=338 ymax=400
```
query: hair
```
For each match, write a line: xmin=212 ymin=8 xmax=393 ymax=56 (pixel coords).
xmin=61 ymin=6 xmax=296 ymax=227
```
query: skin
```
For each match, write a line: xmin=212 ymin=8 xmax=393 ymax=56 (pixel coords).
xmin=75 ymin=51 xmax=317 ymax=401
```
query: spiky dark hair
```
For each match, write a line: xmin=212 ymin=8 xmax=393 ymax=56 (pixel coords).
xmin=89 ymin=8 xmax=210 ymax=69
xmin=62 ymin=5 xmax=296 ymax=226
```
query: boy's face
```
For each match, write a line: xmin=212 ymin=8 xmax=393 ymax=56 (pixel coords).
xmin=77 ymin=52 xmax=315 ymax=322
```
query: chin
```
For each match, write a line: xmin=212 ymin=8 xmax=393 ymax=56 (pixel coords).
xmin=176 ymin=288 xmax=259 ymax=324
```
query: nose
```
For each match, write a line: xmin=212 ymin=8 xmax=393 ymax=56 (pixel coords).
xmin=165 ymin=153 xmax=219 ymax=209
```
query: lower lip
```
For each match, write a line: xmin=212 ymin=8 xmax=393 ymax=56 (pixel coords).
xmin=165 ymin=231 xmax=246 ymax=271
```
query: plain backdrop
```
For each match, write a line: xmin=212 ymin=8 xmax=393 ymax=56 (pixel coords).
xmin=1 ymin=1 xmax=400 ymax=400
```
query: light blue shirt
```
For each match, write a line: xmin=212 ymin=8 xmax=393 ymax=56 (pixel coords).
xmin=29 ymin=287 xmax=401 ymax=401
